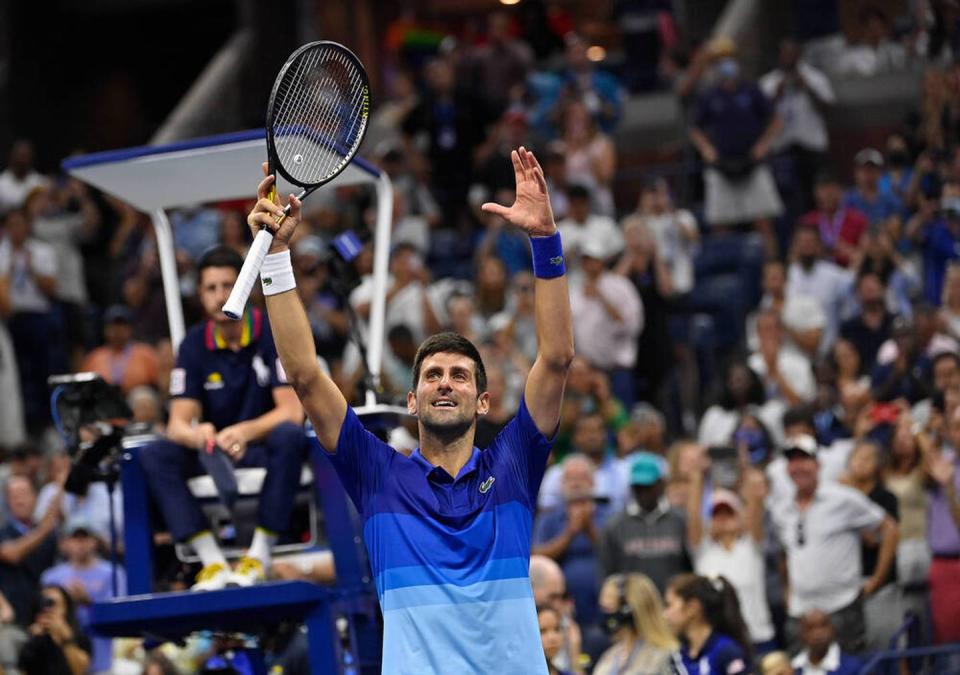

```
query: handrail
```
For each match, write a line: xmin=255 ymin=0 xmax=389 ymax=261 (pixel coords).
xmin=858 ymin=642 xmax=960 ymax=674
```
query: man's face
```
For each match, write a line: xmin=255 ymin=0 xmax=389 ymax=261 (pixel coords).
xmin=632 ymin=481 xmax=663 ymax=512
xmin=63 ymin=532 xmax=97 ymax=562
xmin=814 ymin=182 xmax=841 ymax=212
xmin=859 ymin=276 xmax=885 ymax=309
xmin=779 ymin=40 xmax=800 ymax=69
xmin=572 ymin=416 xmax=607 ymax=458
xmin=408 ymin=352 xmax=489 ymax=435
xmin=935 ymin=357 xmax=960 ymax=392
xmin=561 ymin=459 xmax=595 ymax=501
xmin=569 ymin=197 xmax=590 ymax=222
xmin=787 ymin=453 xmax=819 ymax=493
xmin=198 ymin=266 xmax=238 ymax=322
xmin=801 ymin=611 xmax=834 ymax=653
xmin=6 ymin=478 xmax=36 ymax=523
xmin=794 ymin=229 xmax=820 ymax=260
xmin=104 ymin=321 xmax=132 ymax=349
xmin=855 ymin=164 xmax=881 ymax=190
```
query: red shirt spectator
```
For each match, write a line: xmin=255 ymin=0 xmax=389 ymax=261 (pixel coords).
xmin=800 ymin=173 xmax=868 ymax=267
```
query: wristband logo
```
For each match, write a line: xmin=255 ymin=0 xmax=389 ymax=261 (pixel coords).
xmin=550 ymin=256 xmax=563 ymax=266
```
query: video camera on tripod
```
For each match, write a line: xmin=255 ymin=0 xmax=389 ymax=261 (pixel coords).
xmin=48 ymin=372 xmax=138 ymax=497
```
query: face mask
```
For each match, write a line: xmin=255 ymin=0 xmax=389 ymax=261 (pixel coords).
xmin=600 ymin=609 xmax=634 ymax=636
xmin=715 ymin=58 xmax=740 ymax=81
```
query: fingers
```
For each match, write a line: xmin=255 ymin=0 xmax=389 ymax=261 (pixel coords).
xmin=286 ymin=194 xmax=302 ymax=223
xmin=257 ymin=173 xmax=275 ymax=200
xmin=510 ymin=150 xmax=523 ymax=183
xmin=480 ymin=202 xmax=510 ymax=218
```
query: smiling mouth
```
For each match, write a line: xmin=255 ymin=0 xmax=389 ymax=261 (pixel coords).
xmin=431 ymin=400 xmax=457 ymax=408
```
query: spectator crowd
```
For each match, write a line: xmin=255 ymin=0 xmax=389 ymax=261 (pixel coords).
xmin=3 ymin=1 xmax=960 ymax=673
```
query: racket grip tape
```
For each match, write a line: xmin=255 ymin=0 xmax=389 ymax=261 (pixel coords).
xmin=222 ymin=229 xmax=274 ymax=320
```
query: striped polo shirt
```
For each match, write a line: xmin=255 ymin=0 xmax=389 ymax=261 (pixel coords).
xmin=319 ymin=399 xmax=553 ymax=674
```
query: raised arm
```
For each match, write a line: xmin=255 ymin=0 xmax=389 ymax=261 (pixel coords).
xmin=247 ymin=164 xmax=347 ymax=451
xmin=482 ymin=147 xmax=574 ymax=436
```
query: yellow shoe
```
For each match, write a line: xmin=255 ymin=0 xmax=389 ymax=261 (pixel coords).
xmin=191 ymin=562 xmax=230 ymax=591
xmin=228 ymin=556 xmax=266 ymax=587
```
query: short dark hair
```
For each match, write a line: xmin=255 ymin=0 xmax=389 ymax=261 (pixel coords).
xmin=567 ymin=184 xmax=591 ymax=201
xmin=412 ymin=332 xmax=487 ymax=393
xmin=198 ymin=245 xmax=243 ymax=281
xmin=782 ymin=404 xmax=816 ymax=431
xmin=933 ymin=350 xmax=960 ymax=373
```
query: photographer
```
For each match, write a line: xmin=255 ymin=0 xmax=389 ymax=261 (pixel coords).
xmin=17 ymin=585 xmax=91 ymax=675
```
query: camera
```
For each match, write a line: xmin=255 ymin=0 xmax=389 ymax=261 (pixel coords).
xmin=48 ymin=373 xmax=134 ymax=496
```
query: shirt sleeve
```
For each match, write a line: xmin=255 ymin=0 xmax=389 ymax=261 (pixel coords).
xmin=487 ymin=396 xmax=555 ymax=508
xmin=714 ymin=642 xmax=749 ymax=674
xmin=170 ymin=335 xmax=203 ymax=401
xmin=843 ymin=488 xmax=886 ymax=532
xmin=318 ymin=406 xmax=398 ymax=514
xmin=30 ymin=242 xmax=56 ymax=277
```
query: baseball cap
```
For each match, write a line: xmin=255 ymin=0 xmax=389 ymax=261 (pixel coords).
xmin=710 ymin=489 xmax=743 ymax=516
xmin=629 ymin=451 xmax=667 ymax=486
xmin=783 ymin=434 xmax=818 ymax=460
xmin=293 ymin=235 xmax=330 ymax=262
xmin=103 ymin=304 xmax=133 ymax=324
xmin=854 ymin=148 xmax=885 ymax=168
xmin=580 ymin=238 xmax=609 ymax=261
xmin=64 ymin=515 xmax=96 ymax=537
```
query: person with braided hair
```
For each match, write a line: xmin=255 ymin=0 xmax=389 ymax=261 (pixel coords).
xmin=663 ymin=573 xmax=752 ymax=675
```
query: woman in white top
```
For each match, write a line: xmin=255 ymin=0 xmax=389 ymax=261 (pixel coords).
xmin=687 ymin=456 xmax=777 ymax=653
xmin=560 ymin=100 xmax=616 ymax=217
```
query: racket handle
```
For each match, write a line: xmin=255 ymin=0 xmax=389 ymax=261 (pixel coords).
xmin=222 ymin=228 xmax=274 ymax=320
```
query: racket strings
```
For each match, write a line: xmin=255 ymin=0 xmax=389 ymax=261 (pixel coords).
xmin=272 ymin=46 xmax=367 ymax=185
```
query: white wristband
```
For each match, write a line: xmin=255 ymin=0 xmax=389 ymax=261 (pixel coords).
xmin=260 ymin=249 xmax=296 ymax=296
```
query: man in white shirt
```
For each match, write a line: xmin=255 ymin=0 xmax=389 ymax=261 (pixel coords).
xmin=770 ymin=434 xmax=898 ymax=654
xmin=760 ymin=39 xmax=835 ymax=211
xmin=0 ymin=141 xmax=48 ymax=214
xmin=746 ymin=259 xmax=826 ymax=358
xmin=569 ymin=238 xmax=643 ymax=405
xmin=557 ymin=185 xmax=624 ymax=283
xmin=748 ymin=309 xmax=815 ymax=407
xmin=787 ymin=226 xmax=854 ymax=352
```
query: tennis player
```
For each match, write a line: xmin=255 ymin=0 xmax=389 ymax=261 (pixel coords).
xmin=247 ymin=147 xmax=573 ymax=674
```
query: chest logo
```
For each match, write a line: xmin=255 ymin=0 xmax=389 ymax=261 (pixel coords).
xmin=204 ymin=372 xmax=225 ymax=390
xmin=479 ymin=476 xmax=496 ymax=494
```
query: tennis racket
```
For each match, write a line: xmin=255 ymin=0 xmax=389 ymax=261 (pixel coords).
xmin=223 ymin=40 xmax=370 ymax=320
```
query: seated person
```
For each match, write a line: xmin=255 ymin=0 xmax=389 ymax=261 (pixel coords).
xmin=140 ymin=247 xmax=307 ymax=590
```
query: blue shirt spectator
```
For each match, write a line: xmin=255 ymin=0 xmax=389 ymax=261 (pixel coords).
xmin=921 ymin=214 xmax=960 ymax=306
xmin=533 ymin=471 xmax=614 ymax=627
xmin=844 ymin=149 xmax=903 ymax=230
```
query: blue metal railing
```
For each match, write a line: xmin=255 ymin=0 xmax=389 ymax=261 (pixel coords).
xmin=857 ymin=612 xmax=960 ymax=674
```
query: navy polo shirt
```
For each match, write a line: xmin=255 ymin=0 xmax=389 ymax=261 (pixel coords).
xmin=319 ymin=397 xmax=554 ymax=675
xmin=676 ymin=632 xmax=749 ymax=675
xmin=693 ymin=82 xmax=772 ymax=159
xmin=169 ymin=308 xmax=287 ymax=429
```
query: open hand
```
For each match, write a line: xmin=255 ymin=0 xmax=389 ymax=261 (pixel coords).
xmin=480 ymin=147 xmax=556 ymax=237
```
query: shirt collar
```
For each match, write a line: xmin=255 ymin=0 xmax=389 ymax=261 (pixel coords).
xmin=792 ymin=643 xmax=841 ymax=670
xmin=205 ymin=308 xmax=262 ymax=351
xmin=626 ymin=495 xmax=670 ymax=519
xmin=410 ymin=446 xmax=482 ymax=483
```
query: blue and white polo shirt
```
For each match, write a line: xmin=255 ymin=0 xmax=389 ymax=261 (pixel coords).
xmin=318 ymin=398 xmax=553 ymax=674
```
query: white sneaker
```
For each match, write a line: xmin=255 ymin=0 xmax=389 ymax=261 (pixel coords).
xmin=228 ymin=556 xmax=266 ymax=587
xmin=191 ymin=562 xmax=230 ymax=591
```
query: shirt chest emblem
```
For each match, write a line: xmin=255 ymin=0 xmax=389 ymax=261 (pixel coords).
xmin=479 ymin=476 xmax=496 ymax=494
xmin=204 ymin=372 xmax=225 ymax=390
